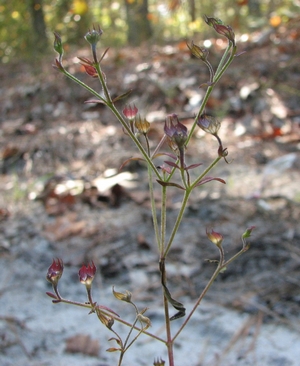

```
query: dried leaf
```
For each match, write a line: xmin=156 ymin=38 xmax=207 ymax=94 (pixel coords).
xmin=65 ymin=334 xmax=100 ymax=356
xmin=106 ymin=347 xmax=121 ymax=352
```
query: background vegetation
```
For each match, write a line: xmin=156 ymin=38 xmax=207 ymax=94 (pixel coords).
xmin=0 ymin=0 xmax=298 ymax=63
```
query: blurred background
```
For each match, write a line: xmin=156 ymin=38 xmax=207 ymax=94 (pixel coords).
xmin=0 ymin=0 xmax=299 ymax=63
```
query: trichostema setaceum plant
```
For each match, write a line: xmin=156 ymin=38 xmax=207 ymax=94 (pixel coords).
xmin=46 ymin=16 xmax=255 ymax=366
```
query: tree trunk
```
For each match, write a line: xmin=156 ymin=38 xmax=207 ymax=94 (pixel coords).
xmin=188 ymin=0 xmax=196 ymax=22
xmin=27 ymin=0 xmax=48 ymax=53
xmin=124 ymin=0 xmax=153 ymax=46
xmin=248 ymin=0 xmax=261 ymax=16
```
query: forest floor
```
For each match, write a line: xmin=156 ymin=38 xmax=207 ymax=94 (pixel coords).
xmin=1 ymin=20 xmax=300 ymax=366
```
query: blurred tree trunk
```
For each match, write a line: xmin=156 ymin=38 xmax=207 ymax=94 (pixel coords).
xmin=27 ymin=0 xmax=48 ymax=52
xmin=248 ymin=0 xmax=261 ymax=16
xmin=188 ymin=0 xmax=196 ymax=22
xmin=124 ymin=0 xmax=153 ymax=46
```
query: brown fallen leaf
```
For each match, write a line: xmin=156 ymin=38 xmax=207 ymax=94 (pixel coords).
xmin=65 ymin=333 xmax=100 ymax=357
xmin=43 ymin=212 xmax=86 ymax=241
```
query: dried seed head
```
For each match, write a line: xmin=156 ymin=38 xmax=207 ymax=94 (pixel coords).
xmin=112 ymin=286 xmax=132 ymax=303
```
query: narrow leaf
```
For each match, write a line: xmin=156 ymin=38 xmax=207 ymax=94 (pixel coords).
xmin=195 ymin=177 xmax=226 ymax=186
xmin=152 ymin=152 xmax=177 ymax=160
xmin=156 ymin=180 xmax=185 ymax=190
xmin=97 ymin=304 xmax=120 ymax=317
xmin=106 ymin=347 xmax=121 ymax=352
xmin=119 ymin=157 xmax=145 ymax=171
xmin=99 ymin=47 xmax=110 ymax=62
xmin=84 ymin=98 xmax=106 ymax=105
xmin=159 ymin=260 xmax=186 ymax=321
xmin=184 ymin=163 xmax=203 ymax=170
xmin=112 ymin=89 xmax=132 ymax=102
xmin=46 ymin=292 xmax=58 ymax=299
xmin=164 ymin=161 xmax=180 ymax=169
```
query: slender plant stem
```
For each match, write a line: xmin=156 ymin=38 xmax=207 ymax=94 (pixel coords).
xmin=164 ymin=189 xmax=191 ymax=257
xmin=172 ymin=245 xmax=247 ymax=342
xmin=148 ymin=164 xmax=161 ymax=251
xmin=172 ymin=263 xmax=222 ymax=343
xmin=163 ymin=291 xmax=174 ymax=365
xmin=214 ymin=43 xmax=232 ymax=76
xmin=190 ymin=156 xmax=222 ymax=188
xmin=56 ymin=297 xmax=165 ymax=343
xmin=160 ymin=185 xmax=167 ymax=255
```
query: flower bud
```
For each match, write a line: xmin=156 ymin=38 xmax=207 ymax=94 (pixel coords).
xmin=206 ymin=228 xmax=223 ymax=247
xmin=135 ymin=114 xmax=150 ymax=134
xmin=164 ymin=114 xmax=188 ymax=150
xmin=79 ymin=261 xmax=96 ymax=287
xmin=53 ymin=32 xmax=64 ymax=59
xmin=46 ymin=258 xmax=64 ymax=285
xmin=84 ymin=26 xmax=103 ymax=47
xmin=187 ymin=41 xmax=209 ymax=61
xmin=123 ymin=104 xmax=138 ymax=120
xmin=197 ymin=114 xmax=220 ymax=136
xmin=214 ymin=24 xmax=235 ymax=45
xmin=204 ymin=16 xmax=235 ymax=45
xmin=242 ymin=226 xmax=255 ymax=239
xmin=204 ymin=15 xmax=223 ymax=27
xmin=154 ymin=358 xmax=165 ymax=366
xmin=80 ymin=63 xmax=98 ymax=78
xmin=112 ymin=286 xmax=132 ymax=303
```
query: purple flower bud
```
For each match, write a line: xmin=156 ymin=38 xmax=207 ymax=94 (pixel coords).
xmin=197 ymin=114 xmax=220 ymax=135
xmin=46 ymin=258 xmax=64 ymax=285
xmin=164 ymin=114 xmax=188 ymax=150
xmin=204 ymin=16 xmax=235 ymax=45
xmin=214 ymin=24 xmax=235 ymax=45
xmin=79 ymin=261 xmax=97 ymax=287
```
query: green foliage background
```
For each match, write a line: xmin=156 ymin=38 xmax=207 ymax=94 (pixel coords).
xmin=0 ymin=0 xmax=298 ymax=63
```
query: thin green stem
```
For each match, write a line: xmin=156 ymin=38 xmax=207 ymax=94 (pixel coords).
xmin=109 ymin=103 xmax=162 ymax=180
xmin=164 ymin=189 xmax=191 ymax=257
xmin=61 ymin=67 xmax=162 ymax=181
xmin=160 ymin=185 xmax=167 ymax=255
xmin=215 ymin=43 xmax=232 ymax=76
xmin=172 ymin=262 xmax=221 ymax=343
xmin=168 ymin=128 xmax=223 ymax=229
xmin=173 ymin=245 xmax=246 ymax=342
xmin=148 ymin=165 xmax=161 ymax=251
xmin=190 ymin=156 xmax=222 ymax=188
xmin=61 ymin=69 xmax=106 ymax=103
xmin=56 ymin=297 xmax=164 ymax=343
xmin=94 ymin=61 xmax=112 ymax=103
xmin=185 ymin=44 xmax=237 ymax=149
xmin=163 ymin=291 xmax=174 ymax=365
